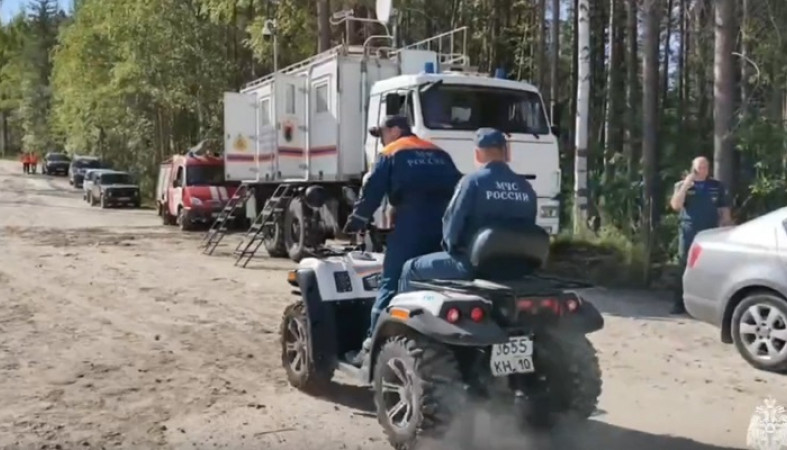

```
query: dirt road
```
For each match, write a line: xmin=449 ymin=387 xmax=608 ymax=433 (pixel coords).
xmin=0 ymin=159 xmax=783 ymax=450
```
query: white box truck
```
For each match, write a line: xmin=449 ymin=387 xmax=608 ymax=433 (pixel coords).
xmin=221 ymin=25 xmax=561 ymax=262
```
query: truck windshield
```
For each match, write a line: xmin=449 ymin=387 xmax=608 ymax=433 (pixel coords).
xmin=420 ymin=85 xmax=550 ymax=135
xmin=101 ymin=173 xmax=132 ymax=184
xmin=186 ymin=165 xmax=224 ymax=186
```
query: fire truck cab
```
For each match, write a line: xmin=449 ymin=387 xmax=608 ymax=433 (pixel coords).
xmin=156 ymin=142 xmax=240 ymax=231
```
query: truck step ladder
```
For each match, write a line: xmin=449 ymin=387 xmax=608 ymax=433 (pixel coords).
xmin=201 ymin=183 xmax=253 ymax=255
xmin=234 ymin=183 xmax=295 ymax=268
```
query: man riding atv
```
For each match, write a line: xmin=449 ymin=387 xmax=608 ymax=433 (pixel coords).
xmin=342 ymin=115 xmax=462 ymax=367
xmin=399 ymin=128 xmax=538 ymax=290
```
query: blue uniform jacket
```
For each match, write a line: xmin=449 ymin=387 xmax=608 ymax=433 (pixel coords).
xmin=676 ymin=178 xmax=729 ymax=233
xmin=349 ymin=135 xmax=461 ymax=238
xmin=442 ymin=160 xmax=538 ymax=255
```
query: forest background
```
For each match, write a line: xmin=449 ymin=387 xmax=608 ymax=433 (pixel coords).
xmin=0 ymin=0 xmax=784 ymax=286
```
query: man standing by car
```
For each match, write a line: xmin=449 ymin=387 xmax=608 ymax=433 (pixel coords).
xmin=398 ymin=128 xmax=538 ymax=291
xmin=669 ymin=156 xmax=733 ymax=314
xmin=343 ymin=115 xmax=462 ymax=367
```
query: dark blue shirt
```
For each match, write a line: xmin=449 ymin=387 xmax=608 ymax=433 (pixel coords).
xmin=676 ymin=178 xmax=729 ymax=232
xmin=442 ymin=160 xmax=537 ymax=254
xmin=350 ymin=135 xmax=461 ymax=232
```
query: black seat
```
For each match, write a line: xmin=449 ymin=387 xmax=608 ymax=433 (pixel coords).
xmin=467 ymin=225 xmax=550 ymax=280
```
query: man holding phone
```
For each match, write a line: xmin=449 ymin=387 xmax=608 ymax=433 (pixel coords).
xmin=669 ymin=156 xmax=733 ymax=314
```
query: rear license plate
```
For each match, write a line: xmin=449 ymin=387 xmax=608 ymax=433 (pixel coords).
xmin=490 ymin=336 xmax=534 ymax=376
xmin=115 ymin=197 xmax=130 ymax=201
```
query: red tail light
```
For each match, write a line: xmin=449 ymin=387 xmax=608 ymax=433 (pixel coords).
xmin=517 ymin=297 xmax=578 ymax=314
xmin=687 ymin=243 xmax=702 ymax=269
xmin=445 ymin=307 xmax=461 ymax=324
xmin=470 ymin=307 xmax=485 ymax=322
xmin=517 ymin=299 xmax=534 ymax=310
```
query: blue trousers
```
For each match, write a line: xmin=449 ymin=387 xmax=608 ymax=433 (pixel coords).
xmin=367 ymin=230 xmax=442 ymax=337
xmin=398 ymin=251 xmax=471 ymax=293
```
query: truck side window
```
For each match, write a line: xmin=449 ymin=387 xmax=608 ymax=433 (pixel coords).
xmin=175 ymin=167 xmax=183 ymax=187
xmin=397 ymin=93 xmax=415 ymax=126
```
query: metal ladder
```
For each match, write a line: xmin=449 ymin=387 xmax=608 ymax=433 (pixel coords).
xmin=234 ymin=183 xmax=295 ymax=268
xmin=201 ymin=183 xmax=253 ymax=255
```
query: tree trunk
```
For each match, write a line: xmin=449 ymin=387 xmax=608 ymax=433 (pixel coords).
xmin=549 ymin=0 xmax=560 ymax=123
xmin=677 ymin=0 xmax=687 ymax=130
xmin=317 ymin=0 xmax=331 ymax=52
xmin=537 ymin=0 xmax=547 ymax=93
xmin=603 ymin=0 xmax=624 ymax=182
xmin=713 ymin=0 xmax=735 ymax=187
xmin=661 ymin=0 xmax=673 ymax=107
xmin=573 ymin=0 xmax=591 ymax=233
xmin=642 ymin=0 xmax=661 ymax=283
xmin=624 ymin=0 xmax=639 ymax=180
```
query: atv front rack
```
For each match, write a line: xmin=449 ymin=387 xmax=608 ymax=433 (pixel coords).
xmin=409 ymin=275 xmax=594 ymax=297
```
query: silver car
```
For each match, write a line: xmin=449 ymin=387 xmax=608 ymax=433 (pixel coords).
xmin=683 ymin=207 xmax=787 ymax=373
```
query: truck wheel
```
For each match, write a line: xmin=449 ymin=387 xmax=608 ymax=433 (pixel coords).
xmin=526 ymin=332 xmax=602 ymax=428
xmin=284 ymin=198 xmax=308 ymax=262
xmin=177 ymin=208 xmax=193 ymax=231
xmin=373 ymin=336 xmax=466 ymax=449
xmin=280 ymin=301 xmax=334 ymax=393
xmin=263 ymin=222 xmax=288 ymax=258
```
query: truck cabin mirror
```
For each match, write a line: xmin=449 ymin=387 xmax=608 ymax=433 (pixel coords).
xmin=384 ymin=93 xmax=401 ymax=116
xmin=173 ymin=179 xmax=180 ymax=188
xmin=550 ymin=125 xmax=560 ymax=137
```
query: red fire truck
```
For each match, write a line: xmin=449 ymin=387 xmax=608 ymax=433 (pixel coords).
xmin=156 ymin=142 xmax=241 ymax=231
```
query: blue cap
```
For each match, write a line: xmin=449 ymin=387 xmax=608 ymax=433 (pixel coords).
xmin=369 ymin=115 xmax=411 ymax=138
xmin=475 ymin=128 xmax=507 ymax=148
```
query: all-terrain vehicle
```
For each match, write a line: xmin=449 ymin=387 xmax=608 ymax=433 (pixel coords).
xmin=279 ymin=190 xmax=603 ymax=449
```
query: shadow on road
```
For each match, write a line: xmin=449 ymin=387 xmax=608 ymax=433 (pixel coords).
xmin=580 ymin=287 xmax=687 ymax=321
xmin=317 ymin=383 xmax=739 ymax=450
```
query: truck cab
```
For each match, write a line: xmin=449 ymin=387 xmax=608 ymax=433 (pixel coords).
xmin=364 ymin=70 xmax=560 ymax=234
xmin=157 ymin=148 xmax=240 ymax=231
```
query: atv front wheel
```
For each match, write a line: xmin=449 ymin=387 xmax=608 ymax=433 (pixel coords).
xmin=373 ymin=336 xmax=466 ymax=450
xmin=528 ymin=332 xmax=602 ymax=428
xmin=280 ymin=301 xmax=334 ymax=393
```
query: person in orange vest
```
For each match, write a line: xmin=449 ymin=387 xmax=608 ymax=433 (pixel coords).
xmin=20 ymin=152 xmax=30 ymax=174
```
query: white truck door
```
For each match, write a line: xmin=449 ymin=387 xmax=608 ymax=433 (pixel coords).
xmin=223 ymin=92 xmax=258 ymax=182
xmin=274 ymin=74 xmax=307 ymax=180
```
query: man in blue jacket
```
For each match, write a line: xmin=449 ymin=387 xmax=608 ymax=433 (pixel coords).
xmin=398 ymin=128 xmax=538 ymax=290
xmin=343 ymin=115 xmax=461 ymax=366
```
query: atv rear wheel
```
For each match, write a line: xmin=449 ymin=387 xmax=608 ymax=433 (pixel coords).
xmin=373 ymin=336 xmax=466 ymax=450
xmin=527 ymin=332 xmax=602 ymax=428
xmin=280 ymin=301 xmax=334 ymax=393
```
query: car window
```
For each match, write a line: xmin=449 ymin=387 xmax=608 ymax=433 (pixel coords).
xmin=47 ymin=153 xmax=70 ymax=162
xmin=100 ymin=173 xmax=132 ymax=184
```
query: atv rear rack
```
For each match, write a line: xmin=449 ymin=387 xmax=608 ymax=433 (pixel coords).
xmin=409 ymin=275 xmax=594 ymax=297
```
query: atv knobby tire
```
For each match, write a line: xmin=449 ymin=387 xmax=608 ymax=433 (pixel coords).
xmin=373 ymin=336 xmax=466 ymax=450
xmin=530 ymin=332 xmax=602 ymax=427
xmin=279 ymin=301 xmax=334 ymax=393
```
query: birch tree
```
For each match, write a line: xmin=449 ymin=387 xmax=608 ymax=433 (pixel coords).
xmin=573 ymin=0 xmax=590 ymax=233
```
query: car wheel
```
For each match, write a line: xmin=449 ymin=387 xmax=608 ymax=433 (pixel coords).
xmin=177 ymin=208 xmax=193 ymax=231
xmin=100 ymin=194 xmax=108 ymax=209
xmin=732 ymin=292 xmax=787 ymax=373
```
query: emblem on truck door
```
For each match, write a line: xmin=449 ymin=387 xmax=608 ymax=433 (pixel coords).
xmin=283 ymin=120 xmax=295 ymax=142
xmin=233 ymin=134 xmax=248 ymax=152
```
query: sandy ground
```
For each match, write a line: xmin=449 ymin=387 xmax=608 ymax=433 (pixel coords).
xmin=0 ymin=159 xmax=784 ymax=450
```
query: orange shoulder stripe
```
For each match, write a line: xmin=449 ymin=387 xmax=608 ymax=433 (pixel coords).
xmin=380 ymin=135 xmax=439 ymax=156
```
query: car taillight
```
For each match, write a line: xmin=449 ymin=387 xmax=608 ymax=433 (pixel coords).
xmin=445 ymin=307 xmax=461 ymax=324
xmin=470 ymin=307 xmax=485 ymax=322
xmin=687 ymin=243 xmax=702 ymax=269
